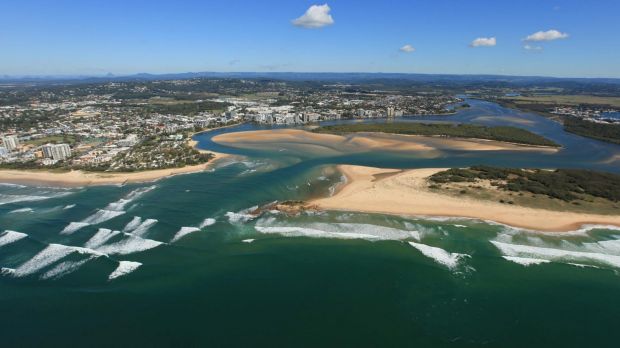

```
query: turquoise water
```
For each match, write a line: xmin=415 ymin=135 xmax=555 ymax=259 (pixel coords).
xmin=1 ymin=100 xmax=620 ymax=347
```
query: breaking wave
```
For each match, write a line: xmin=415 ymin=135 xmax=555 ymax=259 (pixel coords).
xmin=491 ymin=240 xmax=620 ymax=269
xmin=0 ymin=194 xmax=56 ymax=206
xmin=8 ymin=207 xmax=33 ymax=214
xmin=254 ymin=221 xmax=420 ymax=241
xmin=0 ymin=230 xmax=28 ymax=247
xmin=82 ymin=209 xmax=126 ymax=225
xmin=123 ymin=216 xmax=142 ymax=232
xmin=60 ymin=222 xmax=91 ymax=235
xmin=502 ymin=256 xmax=551 ymax=267
xmin=108 ymin=261 xmax=142 ymax=280
xmin=226 ymin=206 xmax=258 ymax=224
xmin=84 ymin=228 xmax=121 ymax=249
xmin=7 ymin=244 xmax=104 ymax=278
xmin=199 ymin=218 xmax=216 ymax=229
xmin=408 ymin=241 xmax=468 ymax=269
xmin=40 ymin=258 xmax=95 ymax=280
xmin=96 ymin=233 xmax=163 ymax=256
xmin=105 ymin=185 xmax=156 ymax=212
xmin=130 ymin=219 xmax=158 ymax=237
xmin=171 ymin=227 xmax=201 ymax=243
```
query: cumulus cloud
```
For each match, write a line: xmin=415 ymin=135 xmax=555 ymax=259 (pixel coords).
xmin=399 ymin=44 xmax=415 ymax=53
xmin=524 ymin=29 xmax=569 ymax=42
xmin=292 ymin=4 xmax=335 ymax=29
xmin=470 ymin=37 xmax=496 ymax=47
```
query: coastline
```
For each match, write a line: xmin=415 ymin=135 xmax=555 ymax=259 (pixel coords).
xmin=0 ymin=145 xmax=228 ymax=187
xmin=311 ymin=165 xmax=620 ymax=232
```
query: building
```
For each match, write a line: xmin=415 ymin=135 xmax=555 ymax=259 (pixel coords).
xmin=386 ymin=106 xmax=396 ymax=118
xmin=0 ymin=147 xmax=8 ymax=158
xmin=1 ymin=135 xmax=20 ymax=151
xmin=42 ymin=143 xmax=72 ymax=161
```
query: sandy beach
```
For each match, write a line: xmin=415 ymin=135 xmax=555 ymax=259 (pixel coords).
xmin=0 ymin=148 xmax=228 ymax=187
xmin=213 ymin=129 xmax=559 ymax=154
xmin=312 ymin=165 xmax=620 ymax=232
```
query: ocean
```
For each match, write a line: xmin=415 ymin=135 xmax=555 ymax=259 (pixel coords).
xmin=1 ymin=99 xmax=620 ymax=347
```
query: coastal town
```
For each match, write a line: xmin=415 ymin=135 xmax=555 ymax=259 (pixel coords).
xmin=0 ymin=78 xmax=461 ymax=171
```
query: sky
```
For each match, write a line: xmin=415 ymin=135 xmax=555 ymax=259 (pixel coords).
xmin=1 ymin=0 xmax=619 ymax=78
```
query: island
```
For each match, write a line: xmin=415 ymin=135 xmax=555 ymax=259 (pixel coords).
xmin=312 ymin=123 xmax=561 ymax=147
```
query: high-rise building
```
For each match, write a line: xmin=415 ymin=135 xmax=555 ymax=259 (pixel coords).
xmin=42 ymin=143 xmax=72 ymax=161
xmin=1 ymin=135 xmax=20 ymax=151
xmin=386 ymin=106 xmax=396 ymax=118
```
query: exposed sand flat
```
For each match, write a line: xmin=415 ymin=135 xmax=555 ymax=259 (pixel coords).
xmin=312 ymin=165 xmax=620 ymax=232
xmin=213 ymin=129 xmax=558 ymax=154
xmin=601 ymin=154 xmax=620 ymax=164
xmin=472 ymin=115 xmax=536 ymax=126
xmin=0 ymin=152 xmax=228 ymax=187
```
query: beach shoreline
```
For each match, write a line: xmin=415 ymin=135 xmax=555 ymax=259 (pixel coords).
xmin=0 ymin=145 xmax=228 ymax=187
xmin=311 ymin=165 xmax=620 ymax=232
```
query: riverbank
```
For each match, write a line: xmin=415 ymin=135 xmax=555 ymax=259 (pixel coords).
xmin=312 ymin=165 xmax=620 ymax=232
xmin=213 ymin=129 xmax=560 ymax=154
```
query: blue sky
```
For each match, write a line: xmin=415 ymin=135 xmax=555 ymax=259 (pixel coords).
xmin=1 ymin=0 xmax=619 ymax=77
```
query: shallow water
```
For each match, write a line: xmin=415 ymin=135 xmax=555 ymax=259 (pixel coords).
xmin=1 ymin=100 xmax=620 ymax=347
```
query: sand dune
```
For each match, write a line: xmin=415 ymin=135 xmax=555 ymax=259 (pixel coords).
xmin=312 ymin=165 xmax=620 ymax=232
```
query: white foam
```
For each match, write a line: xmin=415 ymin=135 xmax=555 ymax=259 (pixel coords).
xmin=8 ymin=207 xmax=33 ymax=214
xmin=242 ymin=239 xmax=255 ymax=243
xmin=84 ymin=228 xmax=121 ymax=249
xmin=226 ymin=206 xmax=258 ymax=224
xmin=60 ymin=222 xmax=91 ymax=235
xmin=96 ymin=234 xmax=163 ymax=255
xmin=131 ymin=219 xmax=158 ymax=237
xmin=491 ymin=240 xmax=620 ymax=269
xmin=40 ymin=257 xmax=95 ymax=280
xmin=63 ymin=204 xmax=76 ymax=210
xmin=171 ymin=227 xmax=201 ymax=243
xmin=0 ymin=183 xmax=26 ymax=188
xmin=255 ymin=221 xmax=420 ymax=242
xmin=105 ymin=185 xmax=156 ymax=212
xmin=502 ymin=256 xmax=551 ymax=266
xmin=453 ymin=225 xmax=468 ymax=228
xmin=199 ymin=218 xmax=216 ymax=229
xmin=123 ymin=216 xmax=142 ymax=232
xmin=10 ymin=244 xmax=103 ymax=278
xmin=108 ymin=261 xmax=142 ymax=280
xmin=1 ymin=268 xmax=16 ymax=276
xmin=408 ymin=241 xmax=467 ymax=269
xmin=0 ymin=194 xmax=50 ymax=205
xmin=82 ymin=209 xmax=126 ymax=225
xmin=0 ymin=230 xmax=28 ymax=247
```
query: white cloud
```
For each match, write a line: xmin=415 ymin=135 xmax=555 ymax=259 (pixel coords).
xmin=292 ymin=4 xmax=335 ymax=29
xmin=524 ymin=29 xmax=568 ymax=42
xmin=470 ymin=37 xmax=496 ymax=47
xmin=523 ymin=44 xmax=543 ymax=52
xmin=399 ymin=44 xmax=415 ymax=53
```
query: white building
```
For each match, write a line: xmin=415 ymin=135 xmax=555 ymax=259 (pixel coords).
xmin=42 ymin=143 xmax=72 ymax=161
xmin=1 ymin=135 xmax=20 ymax=151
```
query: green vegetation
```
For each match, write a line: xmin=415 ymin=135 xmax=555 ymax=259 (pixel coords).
xmin=25 ymin=135 xmax=78 ymax=146
xmin=430 ymin=166 xmax=620 ymax=203
xmin=564 ymin=117 xmax=620 ymax=145
xmin=313 ymin=123 xmax=560 ymax=147
xmin=504 ymin=95 xmax=620 ymax=108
